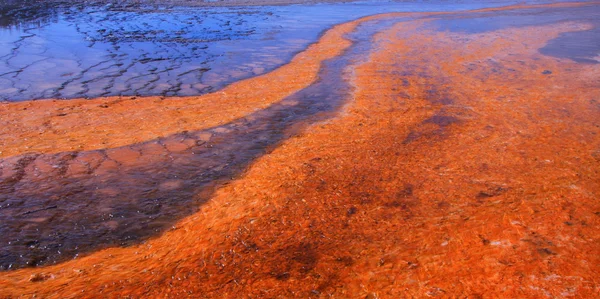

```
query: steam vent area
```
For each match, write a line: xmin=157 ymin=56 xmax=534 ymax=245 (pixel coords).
xmin=1 ymin=0 xmax=599 ymax=297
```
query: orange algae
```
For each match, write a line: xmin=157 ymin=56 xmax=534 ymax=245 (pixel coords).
xmin=1 ymin=2 xmax=599 ymax=298
xmin=2 ymin=1 xmax=597 ymax=159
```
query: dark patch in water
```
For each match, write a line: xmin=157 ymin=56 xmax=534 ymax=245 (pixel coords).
xmin=0 ymin=0 xmax=62 ymax=29
xmin=424 ymin=115 xmax=459 ymax=127
xmin=540 ymin=27 xmax=600 ymax=64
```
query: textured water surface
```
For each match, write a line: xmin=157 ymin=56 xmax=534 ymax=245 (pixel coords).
xmin=0 ymin=0 xmax=572 ymax=101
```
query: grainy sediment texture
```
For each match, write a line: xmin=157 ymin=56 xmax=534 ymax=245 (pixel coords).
xmin=0 ymin=2 xmax=599 ymax=298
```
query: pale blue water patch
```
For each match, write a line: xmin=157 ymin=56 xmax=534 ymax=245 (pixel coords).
xmin=429 ymin=4 xmax=600 ymax=63
xmin=0 ymin=0 xmax=585 ymax=101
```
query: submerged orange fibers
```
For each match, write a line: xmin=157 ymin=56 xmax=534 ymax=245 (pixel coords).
xmin=1 ymin=3 xmax=600 ymax=298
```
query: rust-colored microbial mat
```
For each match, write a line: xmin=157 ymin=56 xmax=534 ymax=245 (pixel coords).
xmin=1 ymin=2 xmax=599 ymax=298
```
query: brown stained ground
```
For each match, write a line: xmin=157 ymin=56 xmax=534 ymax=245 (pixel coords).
xmin=1 ymin=2 xmax=600 ymax=298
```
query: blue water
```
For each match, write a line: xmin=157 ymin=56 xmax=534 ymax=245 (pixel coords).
xmin=0 ymin=0 xmax=585 ymax=101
